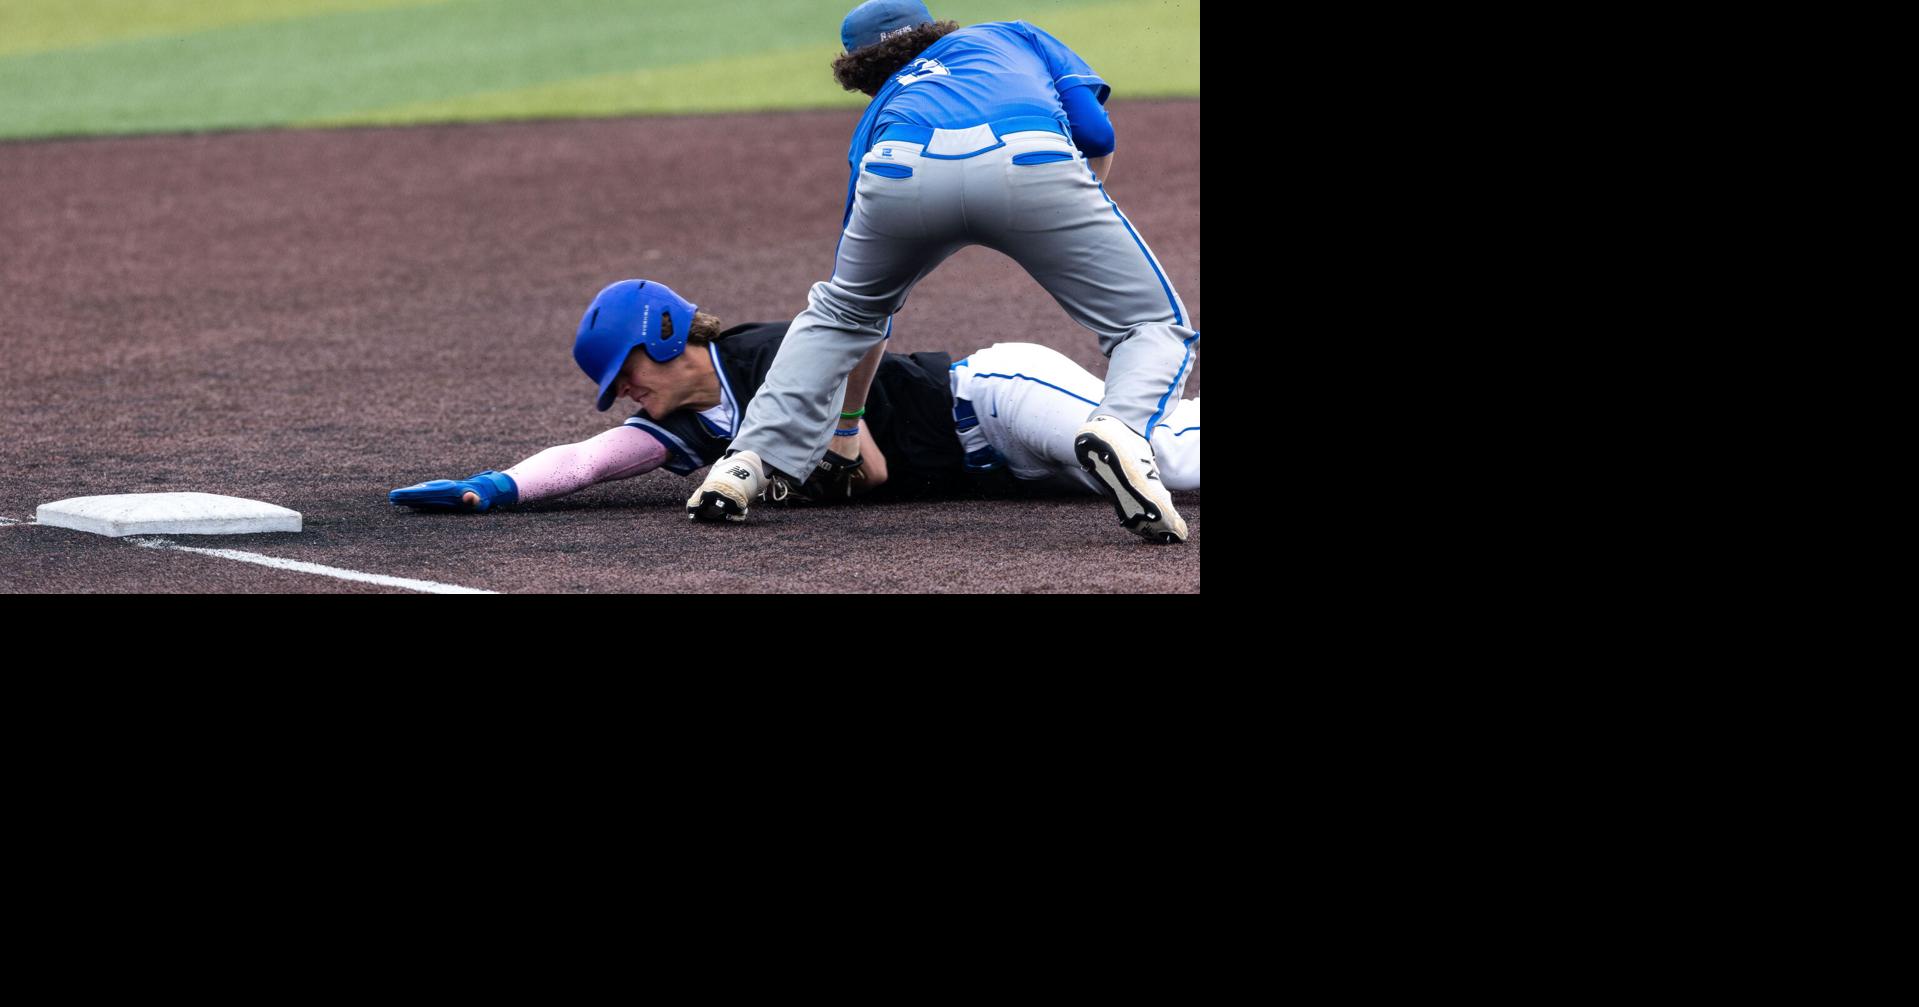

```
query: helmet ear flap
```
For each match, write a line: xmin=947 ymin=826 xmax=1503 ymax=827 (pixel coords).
xmin=644 ymin=301 xmax=694 ymax=362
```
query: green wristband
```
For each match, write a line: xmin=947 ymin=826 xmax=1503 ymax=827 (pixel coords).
xmin=839 ymin=408 xmax=866 ymax=419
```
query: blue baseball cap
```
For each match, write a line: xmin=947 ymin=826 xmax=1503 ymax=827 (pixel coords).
xmin=574 ymin=279 xmax=699 ymax=412
xmin=841 ymin=0 xmax=933 ymax=53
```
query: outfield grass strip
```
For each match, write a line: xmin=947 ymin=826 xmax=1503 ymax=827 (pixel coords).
xmin=0 ymin=0 xmax=1192 ymax=140
xmin=0 ymin=0 xmax=452 ymax=59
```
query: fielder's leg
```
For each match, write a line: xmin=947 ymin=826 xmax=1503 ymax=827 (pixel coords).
xmin=726 ymin=146 xmax=962 ymax=482
xmin=965 ymin=134 xmax=1198 ymax=541
xmin=967 ymin=133 xmax=1199 ymax=439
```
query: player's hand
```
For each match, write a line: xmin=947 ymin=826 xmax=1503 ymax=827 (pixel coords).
xmin=764 ymin=450 xmax=867 ymax=506
xmin=808 ymin=449 xmax=869 ymax=502
xmin=388 ymin=470 xmax=520 ymax=513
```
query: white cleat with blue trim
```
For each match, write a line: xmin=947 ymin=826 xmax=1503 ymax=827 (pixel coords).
xmin=1073 ymin=415 xmax=1188 ymax=544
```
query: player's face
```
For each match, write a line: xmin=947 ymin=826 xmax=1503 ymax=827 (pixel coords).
xmin=613 ymin=348 xmax=695 ymax=416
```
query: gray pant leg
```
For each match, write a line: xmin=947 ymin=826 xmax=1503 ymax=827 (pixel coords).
xmin=964 ymin=137 xmax=1199 ymax=439
xmin=735 ymin=129 xmax=1198 ymax=476
xmin=730 ymin=150 xmax=961 ymax=478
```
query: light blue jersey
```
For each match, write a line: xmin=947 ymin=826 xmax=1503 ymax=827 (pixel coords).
xmin=873 ymin=21 xmax=1109 ymax=133
xmin=842 ymin=20 xmax=1112 ymax=224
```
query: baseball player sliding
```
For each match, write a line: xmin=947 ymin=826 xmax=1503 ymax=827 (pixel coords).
xmin=387 ymin=278 xmax=1199 ymax=517
xmin=686 ymin=1 xmax=1199 ymax=543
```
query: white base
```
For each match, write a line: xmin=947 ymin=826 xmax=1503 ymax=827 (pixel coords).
xmin=36 ymin=493 xmax=303 ymax=537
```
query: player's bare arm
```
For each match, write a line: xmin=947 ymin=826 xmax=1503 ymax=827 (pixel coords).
xmin=830 ymin=340 xmax=887 ymax=463
xmin=852 ymin=418 xmax=888 ymax=491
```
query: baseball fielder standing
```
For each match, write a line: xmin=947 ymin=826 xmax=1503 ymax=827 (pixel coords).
xmin=687 ymin=0 xmax=1199 ymax=543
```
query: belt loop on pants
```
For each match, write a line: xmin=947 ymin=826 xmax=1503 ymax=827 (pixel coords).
xmin=871 ymin=115 xmax=1067 ymax=159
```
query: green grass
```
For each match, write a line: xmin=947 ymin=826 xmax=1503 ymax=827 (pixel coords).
xmin=0 ymin=0 xmax=1199 ymax=141
xmin=0 ymin=0 xmax=450 ymax=58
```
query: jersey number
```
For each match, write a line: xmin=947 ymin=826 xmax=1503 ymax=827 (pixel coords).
xmin=897 ymin=58 xmax=950 ymax=86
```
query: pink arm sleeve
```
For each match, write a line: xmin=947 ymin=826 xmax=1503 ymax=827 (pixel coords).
xmin=501 ymin=424 xmax=670 ymax=503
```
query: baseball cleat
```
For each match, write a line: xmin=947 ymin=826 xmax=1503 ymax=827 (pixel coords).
xmin=687 ymin=450 xmax=767 ymax=523
xmin=1074 ymin=415 xmax=1188 ymax=544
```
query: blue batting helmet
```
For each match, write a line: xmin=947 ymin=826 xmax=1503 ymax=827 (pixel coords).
xmin=574 ymin=279 xmax=699 ymax=412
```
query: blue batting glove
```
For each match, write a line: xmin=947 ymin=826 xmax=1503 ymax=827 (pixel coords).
xmin=388 ymin=470 xmax=520 ymax=513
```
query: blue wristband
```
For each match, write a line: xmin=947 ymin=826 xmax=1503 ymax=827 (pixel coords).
xmin=389 ymin=469 xmax=519 ymax=512
xmin=465 ymin=470 xmax=520 ymax=510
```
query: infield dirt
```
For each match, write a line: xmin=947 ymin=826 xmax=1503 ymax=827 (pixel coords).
xmin=0 ymin=101 xmax=1198 ymax=593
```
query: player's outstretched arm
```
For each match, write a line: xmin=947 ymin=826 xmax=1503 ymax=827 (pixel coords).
xmin=389 ymin=425 xmax=671 ymax=513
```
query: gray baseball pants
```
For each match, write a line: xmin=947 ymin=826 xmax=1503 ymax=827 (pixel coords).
xmin=732 ymin=122 xmax=1198 ymax=480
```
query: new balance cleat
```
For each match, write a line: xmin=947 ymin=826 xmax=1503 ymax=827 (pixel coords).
xmin=687 ymin=450 xmax=767 ymax=523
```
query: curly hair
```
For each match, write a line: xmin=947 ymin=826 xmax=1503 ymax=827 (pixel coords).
xmin=832 ymin=20 xmax=961 ymax=96
xmin=688 ymin=311 xmax=725 ymax=344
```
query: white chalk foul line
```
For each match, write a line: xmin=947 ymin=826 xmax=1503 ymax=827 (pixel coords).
xmin=128 ymin=537 xmax=495 ymax=595
xmin=0 ymin=516 xmax=30 ymax=527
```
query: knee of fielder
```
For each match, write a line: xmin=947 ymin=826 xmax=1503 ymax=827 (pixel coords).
xmin=807 ymin=279 xmax=894 ymax=330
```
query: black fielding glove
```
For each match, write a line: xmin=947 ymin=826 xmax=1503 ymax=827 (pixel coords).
xmin=764 ymin=450 xmax=866 ymax=505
